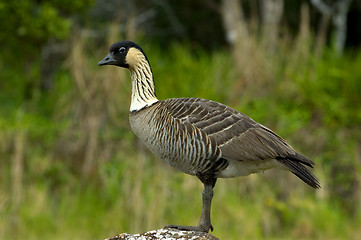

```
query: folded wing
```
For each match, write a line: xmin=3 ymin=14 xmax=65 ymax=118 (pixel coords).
xmin=164 ymin=97 xmax=320 ymax=188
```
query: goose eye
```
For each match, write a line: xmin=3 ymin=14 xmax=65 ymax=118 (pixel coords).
xmin=119 ymin=47 xmax=126 ymax=53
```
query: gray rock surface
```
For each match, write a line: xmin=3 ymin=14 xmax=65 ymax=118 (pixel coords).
xmin=105 ymin=228 xmax=219 ymax=240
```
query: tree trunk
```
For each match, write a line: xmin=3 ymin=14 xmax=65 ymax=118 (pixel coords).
xmin=220 ymin=0 xmax=250 ymax=85
xmin=221 ymin=0 xmax=248 ymax=46
xmin=315 ymin=12 xmax=331 ymax=56
xmin=261 ymin=0 xmax=284 ymax=52
xmin=12 ymin=131 xmax=25 ymax=210
xmin=332 ymin=0 xmax=353 ymax=55
xmin=311 ymin=0 xmax=353 ymax=56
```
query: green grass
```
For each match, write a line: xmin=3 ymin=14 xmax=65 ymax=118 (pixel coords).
xmin=1 ymin=39 xmax=360 ymax=239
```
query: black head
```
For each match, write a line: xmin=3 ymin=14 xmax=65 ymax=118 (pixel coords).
xmin=98 ymin=41 xmax=146 ymax=68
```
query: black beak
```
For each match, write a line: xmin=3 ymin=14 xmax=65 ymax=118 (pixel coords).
xmin=98 ymin=53 xmax=116 ymax=66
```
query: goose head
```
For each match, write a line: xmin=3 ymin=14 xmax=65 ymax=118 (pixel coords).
xmin=98 ymin=41 xmax=148 ymax=69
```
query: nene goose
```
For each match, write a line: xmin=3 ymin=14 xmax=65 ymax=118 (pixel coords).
xmin=98 ymin=41 xmax=320 ymax=233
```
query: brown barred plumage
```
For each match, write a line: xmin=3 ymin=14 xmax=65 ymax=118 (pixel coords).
xmin=98 ymin=41 xmax=320 ymax=233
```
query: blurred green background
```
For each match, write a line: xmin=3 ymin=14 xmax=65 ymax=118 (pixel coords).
xmin=1 ymin=0 xmax=361 ymax=239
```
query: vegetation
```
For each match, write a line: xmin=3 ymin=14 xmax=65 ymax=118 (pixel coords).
xmin=1 ymin=1 xmax=361 ymax=239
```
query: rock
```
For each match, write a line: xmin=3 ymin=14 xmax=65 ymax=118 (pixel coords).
xmin=105 ymin=228 xmax=220 ymax=240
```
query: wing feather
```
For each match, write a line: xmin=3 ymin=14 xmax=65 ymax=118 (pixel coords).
xmin=159 ymin=97 xmax=319 ymax=188
xmin=164 ymin=98 xmax=305 ymax=162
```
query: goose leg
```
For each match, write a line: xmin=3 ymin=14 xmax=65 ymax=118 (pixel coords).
xmin=165 ymin=176 xmax=217 ymax=233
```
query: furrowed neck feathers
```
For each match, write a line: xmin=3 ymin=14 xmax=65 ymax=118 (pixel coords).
xmin=127 ymin=48 xmax=158 ymax=112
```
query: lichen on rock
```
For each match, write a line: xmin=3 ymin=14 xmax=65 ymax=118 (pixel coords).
xmin=105 ymin=228 xmax=219 ymax=240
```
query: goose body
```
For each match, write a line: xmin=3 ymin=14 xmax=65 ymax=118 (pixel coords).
xmin=130 ymin=97 xmax=312 ymax=180
xmin=98 ymin=41 xmax=320 ymax=233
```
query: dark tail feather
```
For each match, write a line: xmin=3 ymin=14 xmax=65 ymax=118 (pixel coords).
xmin=277 ymin=157 xmax=321 ymax=189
